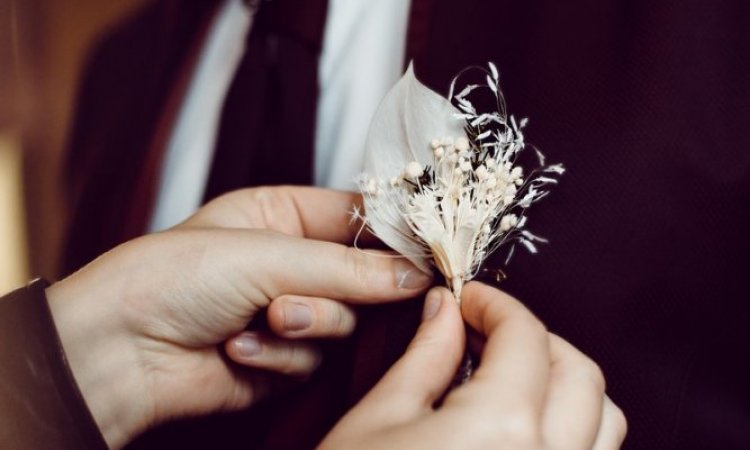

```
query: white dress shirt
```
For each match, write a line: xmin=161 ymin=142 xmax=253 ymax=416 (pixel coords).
xmin=148 ymin=0 xmax=411 ymax=232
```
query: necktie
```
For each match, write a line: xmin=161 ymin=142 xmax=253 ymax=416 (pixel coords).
xmin=203 ymin=0 xmax=329 ymax=202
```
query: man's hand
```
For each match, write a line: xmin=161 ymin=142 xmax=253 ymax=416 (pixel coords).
xmin=46 ymin=187 xmax=432 ymax=449
xmin=320 ymin=282 xmax=627 ymax=450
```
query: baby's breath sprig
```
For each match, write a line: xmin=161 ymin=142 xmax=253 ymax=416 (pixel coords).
xmin=356 ymin=62 xmax=564 ymax=300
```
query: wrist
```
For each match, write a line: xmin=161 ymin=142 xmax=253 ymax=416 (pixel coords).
xmin=46 ymin=268 xmax=154 ymax=450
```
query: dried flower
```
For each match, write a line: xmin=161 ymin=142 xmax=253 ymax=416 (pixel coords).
xmin=356 ymin=63 xmax=564 ymax=300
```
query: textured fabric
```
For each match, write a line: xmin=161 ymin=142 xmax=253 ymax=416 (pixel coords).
xmin=0 ymin=279 xmax=108 ymax=450
xmin=62 ymin=0 xmax=750 ymax=449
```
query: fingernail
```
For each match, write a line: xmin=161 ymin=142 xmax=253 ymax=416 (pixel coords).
xmin=422 ymin=289 xmax=443 ymax=321
xmin=234 ymin=333 xmax=261 ymax=358
xmin=395 ymin=260 xmax=432 ymax=289
xmin=283 ymin=302 xmax=313 ymax=331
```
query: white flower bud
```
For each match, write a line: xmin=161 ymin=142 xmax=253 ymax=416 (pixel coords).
xmin=404 ymin=161 xmax=424 ymax=179
xmin=510 ymin=166 xmax=523 ymax=180
xmin=455 ymin=136 xmax=470 ymax=152
xmin=476 ymin=165 xmax=489 ymax=180
xmin=433 ymin=146 xmax=445 ymax=158
xmin=486 ymin=176 xmax=497 ymax=188
xmin=366 ymin=178 xmax=378 ymax=195
xmin=431 ymin=139 xmax=441 ymax=149
xmin=389 ymin=177 xmax=400 ymax=187
xmin=500 ymin=214 xmax=518 ymax=232
xmin=486 ymin=158 xmax=496 ymax=168
xmin=459 ymin=159 xmax=472 ymax=172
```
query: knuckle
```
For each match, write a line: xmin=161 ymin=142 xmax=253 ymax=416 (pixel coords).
xmin=612 ymin=404 xmax=628 ymax=440
xmin=329 ymin=304 xmax=352 ymax=336
xmin=247 ymin=186 xmax=300 ymax=233
xmin=254 ymin=188 xmax=282 ymax=224
xmin=525 ymin=310 xmax=548 ymax=335
xmin=483 ymin=412 xmax=541 ymax=447
xmin=279 ymin=344 xmax=309 ymax=376
xmin=509 ymin=313 xmax=549 ymax=347
xmin=581 ymin=360 xmax=606 ymax=392
xmin=344 ymin=246 xmax=373 ymax=289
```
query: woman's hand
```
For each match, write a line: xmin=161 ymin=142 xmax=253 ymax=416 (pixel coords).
xmin=46 ymin=187 xmax=432 ymax=449
xmin=320 ymin=282 xmax=627 ymax=450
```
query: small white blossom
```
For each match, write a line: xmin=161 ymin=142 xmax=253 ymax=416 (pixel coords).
xmin=366 ymin=178 xmax=378 ymax=195
xmin=500 ymin=214 xmax=518 ymax=232
xmin=404 ymin=161 xmax=423 ymax=179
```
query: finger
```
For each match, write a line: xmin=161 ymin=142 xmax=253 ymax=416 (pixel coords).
xmin=591 ymin=396 xmax=628 ymax=450
xmin=153 ymin=229 xmax=432 ymax=335
xmin=351 ymin=288 xmax=464 ymax=427
xmin=542 ymin=333 xmax=606 ymax=448
xmin=267 ymin=295 xmax=357 ymax=338
xmin=215 ymin=229 xmax=432 ymax=303
xmin=224 ymin=331 xmax=322 ymax=377
xmin=182 ymin=186 xmax=376 ymax=245
xmin=459 ymin=281 xmax=551 ymax=416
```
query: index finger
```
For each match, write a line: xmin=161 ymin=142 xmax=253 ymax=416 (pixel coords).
xmin=458 ymin=281 xmax=551 ymax=415
xmin=181 ymin=186 xmax=376 ymax=245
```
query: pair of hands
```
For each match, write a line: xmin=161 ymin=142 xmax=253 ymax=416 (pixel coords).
xmin=46 ymin=187 xmax=626 ymax=449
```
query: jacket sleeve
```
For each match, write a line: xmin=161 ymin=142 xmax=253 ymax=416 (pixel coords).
xmin=0 ymin=279 xmax=109 ymax=450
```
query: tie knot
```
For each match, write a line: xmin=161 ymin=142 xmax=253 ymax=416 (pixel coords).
xmin=252 ymin=0 xmax=328 ymax=52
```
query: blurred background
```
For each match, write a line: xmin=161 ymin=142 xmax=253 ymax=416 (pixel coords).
xmin=0 ymin=0 xmax=146 ymax=292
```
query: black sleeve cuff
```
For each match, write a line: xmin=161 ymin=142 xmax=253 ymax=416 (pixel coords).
xmin=0 ymin=279 xmax=109 ymax=450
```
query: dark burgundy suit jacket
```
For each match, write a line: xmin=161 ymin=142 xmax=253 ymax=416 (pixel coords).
xmin=63 ymin=1 xmax=749 ymax=449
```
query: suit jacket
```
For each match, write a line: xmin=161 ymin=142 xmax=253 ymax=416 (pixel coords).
xmin=63 ymin=0 xmax=750 ymax=448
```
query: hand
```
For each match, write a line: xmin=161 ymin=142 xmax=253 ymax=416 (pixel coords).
xmin=320 ymin=282 xmax=627 ymax=450
xmin=46 ymin=186 xmax=432 ymax=449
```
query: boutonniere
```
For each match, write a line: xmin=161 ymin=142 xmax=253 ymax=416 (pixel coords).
xmin=355 ymin=62 xmax=564 ymax=301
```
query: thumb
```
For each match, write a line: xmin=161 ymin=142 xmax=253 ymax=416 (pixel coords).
xmin=347 ymin=287 xmax=465 ymax=429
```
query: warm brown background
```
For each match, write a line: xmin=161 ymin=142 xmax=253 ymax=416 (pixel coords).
xmin=0 ymin=0 xmax=147 ymax=291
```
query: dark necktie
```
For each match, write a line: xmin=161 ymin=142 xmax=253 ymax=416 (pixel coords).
xmin=202 ymin=0 xmax=329 ymax=202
